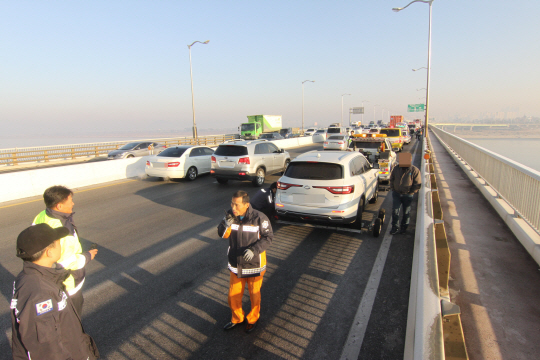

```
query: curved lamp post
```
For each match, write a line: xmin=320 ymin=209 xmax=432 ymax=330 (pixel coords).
xmin=341 ymin=94 xmax=351 ymax=126
xmin=302 ymin=80 xmax=315 ymax=134
xmin=394 ymin=0 xmax=433 ymax=135
xmin=188 ymin=40 xmax=210 ymax=140
xmin=412 ymin=67 xmax=427 ymax=71
xmin=373 ymin=104 xmax=381 ymax=124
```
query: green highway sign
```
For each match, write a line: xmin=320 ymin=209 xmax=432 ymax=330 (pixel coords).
xmin=408 ymin=104 xmax=425 ymax=112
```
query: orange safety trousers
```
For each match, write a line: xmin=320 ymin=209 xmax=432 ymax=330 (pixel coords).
xmin=228 ymin=271 xmax=265 ymax=325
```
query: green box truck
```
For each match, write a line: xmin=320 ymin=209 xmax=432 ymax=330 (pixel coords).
xmin=240 ymin=115 xmax=282 ymax=139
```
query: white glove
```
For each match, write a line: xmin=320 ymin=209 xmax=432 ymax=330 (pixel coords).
xmin=224 ymin=211 xmax=235 ymax=228
xmin=243 ymin=249 xmax=254 ymax=261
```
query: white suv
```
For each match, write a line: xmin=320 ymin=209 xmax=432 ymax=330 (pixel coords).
xmin=275 ymin=150 xmax=379 ymax=228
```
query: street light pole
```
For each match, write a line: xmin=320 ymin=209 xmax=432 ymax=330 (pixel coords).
xmin=188 ymin=40 xmax=209 ymax=140
xmin=341 ymin=94 xmax=351 ymax=126
xmin=373 ymin=104 xmax=381 ymax=124
xmin=302 ymin=80 xmax=315 ymax=134
xmin=361 ymin=100 xmax=369 ymax=126
xmin=393 ymin=0 xmax=433 ymax=135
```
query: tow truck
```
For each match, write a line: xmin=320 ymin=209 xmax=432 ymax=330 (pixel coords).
xmin=348 ymin=133 xmax=397 ymax=186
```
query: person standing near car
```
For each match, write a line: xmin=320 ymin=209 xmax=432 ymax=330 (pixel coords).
xmin=33 ymin=185 xmax=98 ymax=315
xmin=250 ymin=182 xmax=278 ymax=220
xmin=11 ymin=224 xmax=99 ymax=360
xmin=389 ymin=152 xmax=422 ymax=235
xmin=217 ymin=190 xmax=273 ymax=334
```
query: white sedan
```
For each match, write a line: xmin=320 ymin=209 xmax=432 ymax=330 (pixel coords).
xmin=275 ymin=150 xmax=379 ymax=228
xmin=145 ymin=145 xmax=215 ymax=180
xmin=323 ymin=135 xmax=348 ymax=150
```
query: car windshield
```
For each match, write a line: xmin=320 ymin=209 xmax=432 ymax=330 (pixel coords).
xmin=214 ymin=145 xmax=248 ymax=156
xmin=328 ymin=135 xmax=344 ymax=140
xmin=279 ymin=129 xmax=288 ymax=135
xmin=241 ymin=123 xmax=256 ymax=131
xmin=284 ymin=162 xmax=343 ymax=180
xmin=157 ymin=147 xmax=189 ymax=157
xmin=118 ymin=142 xmax=140 ymax=150
xmin=380 ymin=129 xmax=400 ymax=137
xmin=369 ymin=129 xmax=378 ymax=133
xmin=327 ymin=128 xmax=342 ymax=134
xmin=307 ymin=128 xmax=316 ymax=132
xmin=260 ymin=134 xmax=273 ymax=139
xmin=315 ymin=130 xmax=325 ymax=133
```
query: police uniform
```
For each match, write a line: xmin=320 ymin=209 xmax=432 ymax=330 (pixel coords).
xmin=217 ymin=206 xmax=273 ymax=326
xmin=11 ymin=262 xmax=99 ymax=360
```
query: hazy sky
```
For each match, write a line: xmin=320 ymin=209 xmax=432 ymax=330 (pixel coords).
xmin=1 ymin=0 xmax=539 ymax=136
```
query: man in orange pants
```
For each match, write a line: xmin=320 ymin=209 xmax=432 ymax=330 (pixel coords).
xmin=217 ymin=190 xmax=273 ymax=333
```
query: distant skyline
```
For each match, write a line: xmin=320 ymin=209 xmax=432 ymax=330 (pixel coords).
xmin=1 ymin=1 xmax=539 ymax=137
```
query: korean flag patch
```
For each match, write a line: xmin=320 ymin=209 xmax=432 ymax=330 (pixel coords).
xmin=36 ymin=299 xmax=53 ymax=316
xmin=262 ymin=220 xmax=269 ymax=229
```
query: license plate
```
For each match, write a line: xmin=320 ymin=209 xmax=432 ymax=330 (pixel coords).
xmin=152 ymin=162 xmax=165 ymax=168
xmin=293 ymin=194 xmax=325 ymax=203
xmin=220 ymin=160 xmax=235 ymax=168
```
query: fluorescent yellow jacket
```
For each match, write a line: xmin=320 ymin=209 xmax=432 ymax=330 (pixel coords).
xmin=33 ymin=210 xmax=88 ymax=295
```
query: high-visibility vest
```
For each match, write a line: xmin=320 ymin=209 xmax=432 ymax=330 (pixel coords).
xmin=33 ymin=211 xmax=87 ymax=295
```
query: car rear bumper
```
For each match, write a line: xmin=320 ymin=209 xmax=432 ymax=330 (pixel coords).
xmin=211 ymin=169 xmax=257 ymax=181
xmin=275 ymin=209 xmax=356 ymax=224
xmin=145 ymin=167 xmax=186 ymax=178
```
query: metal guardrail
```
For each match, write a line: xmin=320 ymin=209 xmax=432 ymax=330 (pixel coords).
xmin=0 ymin=134 xmax=237 ymax=166
xmin=404 ymin=135 xmax=468 ymax=360
xmin=431 ymin=126 xmax=540 ymax=234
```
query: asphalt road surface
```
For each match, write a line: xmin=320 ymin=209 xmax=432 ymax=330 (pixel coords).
xmin=0 ymin=139 xmax=422 ymax=360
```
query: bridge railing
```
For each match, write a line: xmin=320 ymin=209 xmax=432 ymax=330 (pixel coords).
xmin=431 ymin=126 xmax=540 ymax=233
xmin=0 ymin=134 xmax=237 ymax=166
xmin=404 ymin=134 xmax=468 ymax=360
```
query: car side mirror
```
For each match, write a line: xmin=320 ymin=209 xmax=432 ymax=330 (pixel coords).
xmin=280 ymin=149 xmax=284 ymax=153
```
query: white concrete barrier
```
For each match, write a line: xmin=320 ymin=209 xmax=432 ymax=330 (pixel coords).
xmin=0 ymin=137 xmax=316 ymax=204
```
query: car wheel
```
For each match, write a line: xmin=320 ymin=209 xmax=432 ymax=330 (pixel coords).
xmin=252 ymin=168 xmax=265 ymax=187
xmin=186 ymin=166 xmax=198 ymax=181
xmin=126 ymin=154 xmax=135 ymax=158
xmin=369 ymin=184 xmax=379 ymax=204
xmin=353 ymin=197 xmax=365 ymax=229
xmin=216 ymin=177 xmax=228 ymax=184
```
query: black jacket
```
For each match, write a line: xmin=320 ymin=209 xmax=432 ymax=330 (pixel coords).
xmin=390 ymin=165 xmax=422 ymax=195
xmin=11 ymin=262 xmax=99 ymax=360
xmin=250 ymin=187 xmax=275 ymax=214
xmin=217 ymin=206 xmax=273 ymax=278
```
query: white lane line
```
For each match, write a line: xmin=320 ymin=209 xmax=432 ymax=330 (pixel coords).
xmin=340 ymin=220 xmax=393 ymax=360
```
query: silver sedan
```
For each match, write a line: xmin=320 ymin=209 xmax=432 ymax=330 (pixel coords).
xmin=323 ymin=135 xmax=349 ymax=150
xmin=108 ymin=141 xmax=166 ymax=159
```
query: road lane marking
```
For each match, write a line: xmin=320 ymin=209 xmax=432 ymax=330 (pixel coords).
xmin=0 ymin=179 xmax=137 ymax=209
xmin=339 ymin=223 xmax=393 ymax=360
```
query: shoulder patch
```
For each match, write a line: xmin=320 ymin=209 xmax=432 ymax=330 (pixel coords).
xmin=262 ymin=220 xmax=269 ymax=229
xmin=36 ymin=299 xmax=53 ymax=315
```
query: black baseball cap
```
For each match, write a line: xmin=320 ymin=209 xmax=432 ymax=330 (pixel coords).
xmin=16 ymin=224 xmax=69 ymax=258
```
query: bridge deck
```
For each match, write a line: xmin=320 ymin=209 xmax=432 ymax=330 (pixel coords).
xmin=431 ymin=135 xmax=540 ymax=360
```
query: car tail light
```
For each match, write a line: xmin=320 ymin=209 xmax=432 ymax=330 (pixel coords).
xmin=146 ymin=161 xmax=150 ymax=166
xmin=210 ymin=170 xmax=215 ymax=174
xmin=165 ymin=162 xmax=180 ymax=168
xmin=211 ymin=156 xmax=216 ymax=163
xmin=238 ymin=157 xmax=250 ymax=164
xmin=313 ymin=185 xmax=355 ymax=194
xmin=277 ymin=181 xmax=302 ymax=190
xmin=338 ymin=142 xmax=344 ymax=145
xmin=324 ymin=142 xmax=328 ymax=145
xmin=239 ymin=172 xmax=246 ymax=176
xmin=276 ymin=203 xmax=284 ymax=207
